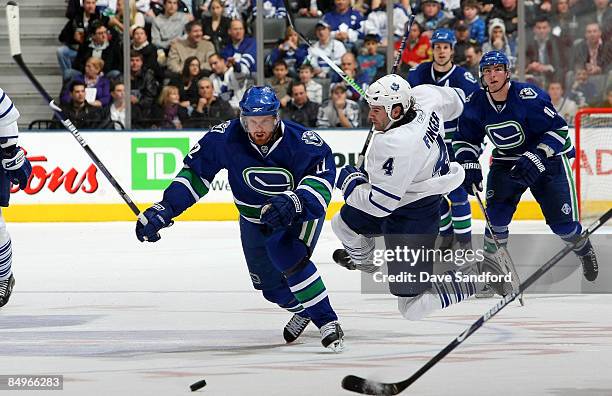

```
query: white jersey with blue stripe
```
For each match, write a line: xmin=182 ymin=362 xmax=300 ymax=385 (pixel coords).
xmin=0 ymin=88 xmax=20 ymax=133
xmin=346 ymin=84 xmax=466 ymax=217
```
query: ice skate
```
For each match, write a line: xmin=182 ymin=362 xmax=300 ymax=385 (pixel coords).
xmin=320 ymin=321 xmax=344 ymax=352
xmin=0 ymin=274 xmax=15 ymax=308
xmin=283 ymin=313 xmax=311 ymax=343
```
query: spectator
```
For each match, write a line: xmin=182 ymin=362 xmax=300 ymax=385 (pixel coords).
xmin=198 ymin=0 xmax=251 ymax=20
xmin=321 ymin=0 xmax=364 ymax=49
xmin=362 ymin=0 xmax=410 ymax=46
xmin=461 ymin=0 xmax=486 ymax=45
xmin=317 ymin=83 xmax=360 ymax=128
xmin=330 ymin=52 xmax=369 ymax=102
xmin=526 ymin=16 xmax=567 ymax=87
xmin=550 ymin=0 xmax=580 ymax=49
xmin=547 ymin=81 xmax=578 ymax=126
xmin=452 ymin=20 xmax=473 ymax=66
xmin=398 ymin=21 xmax=432 ymax=70
xmin=298 ymin=63 xmax=323 ymax=104
xmin=281 ymin=82 xmax=320 ymax=127
xmin=188 ymin=77 xmax=235 ymax=128
xmin=570 ymin=68 xmax=599 ymax=106
xmin=130 ymin=51 xmax=160 ymax=122
xmin=61 ymin=57 xmax=111 ymax=107
xmin=150 ymin=85 xmax=189 ymax=129
xmin=57 ymin=0 xmax=109 ymax=79
xmin=295 ymin=0 xmax=323 ymax=16
xmin=151 ymin=0 xmax=193 ymax=51
xmin=304 ymin=20 xmax=346 ymax=78
xmin=573 ymin=22 xmax=612 ymax=76
xmin=201 ymin=0 xmax=232 ymax=53
xmin=357 ymin=34 xmax=385 ymax=84
xmin=100 ymin=80 xmax=131 ymax=129
xmin=170 ymin=56 xmax=205 ymax=107
xmin=591 ymin=0 xmax=612 ymax=41
xmin=487 ymin=0 xmax=518 ymax=39
xmin=72 ymin=22 xmax=122 ymax=80
xmin=252 ymin=0 xmax=287 ymax=18
xmin=265 ymin=27 xmax=309 ymax=78
xmin=59 ymin=81 xmax=105 ymax=129
xmin=482 ymin=18 xmax=515 ymax=70
xmin=265 ymin=60 xmax=293 ymax=108
xmin=592 ymin=86 xmax=612 ymax=108
xmin=131 ymin=26 xmax=163 ymax=79
xmin=463 ymin=43 xmax=482 ymax=77
xmin=414 ymin=0 xmax=453 ymax=37
xmin=208 ymin=52 xmax=249 ymax=112
xmin=221 ymin=19 xmax=257 ymax=75
xmin=167 ymin=20 xmax=215 ymax=75
xmin=107 ymin=0 xmax=145 ymax=38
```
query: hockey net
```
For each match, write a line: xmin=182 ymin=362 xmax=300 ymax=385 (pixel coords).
xmin=575 ymin=108 xmax=612 ymax=221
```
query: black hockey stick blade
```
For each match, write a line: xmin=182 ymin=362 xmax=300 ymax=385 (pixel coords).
xmin=342 ymin=375 xmax=401 ymax=395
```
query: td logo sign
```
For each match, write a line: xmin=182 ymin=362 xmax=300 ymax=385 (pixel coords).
xmin=131 ymin=138 xmax=190 ymax=190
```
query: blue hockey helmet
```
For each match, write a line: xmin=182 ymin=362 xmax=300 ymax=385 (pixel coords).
xmin=239 ymin=86 xmax=280 ymax=116
xmin=479 ymin=50 xmax=510 ymax=72
xmin=431 ymin=28 xmax=456 ymax=48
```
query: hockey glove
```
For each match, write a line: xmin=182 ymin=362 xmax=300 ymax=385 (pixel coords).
xmin=136 ymin=201 xmax=175 ymax=242
xmin=336 ymin=165 xmax=368 ymax=200
xmin=260 ymin=191 xmax=303 ymax=229
xmin=1 ymin=146 xmax=32 ymax=189
xmin=510 ymin=150 xmax=547 ymax=187
xmin=460 ymin=161 xmax=483 ymax=196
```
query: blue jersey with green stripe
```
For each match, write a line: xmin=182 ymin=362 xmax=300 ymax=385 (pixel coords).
xmin=407 ymin=63 xmax=479 ymax=144
xmin=161 ymin=119 xmax=335 ymax=224
xmin=454 ymin=81 xmax=572 ymax=163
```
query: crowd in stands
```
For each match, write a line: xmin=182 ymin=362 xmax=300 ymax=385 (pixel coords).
xmin=52 ymin=0 xmax=611 ymax=130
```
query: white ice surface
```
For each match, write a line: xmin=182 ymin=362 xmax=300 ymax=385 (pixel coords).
xmin=1 ymin=220 xmax=611 ymax=396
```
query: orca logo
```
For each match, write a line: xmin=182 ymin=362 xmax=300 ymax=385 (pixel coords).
xmin=518 ymin=87 xmax=538 ymax=99
xmin=464 ymin=71 xmax=477 ymax=84
xmin=243 ymin=167 xmax=294 ymax=196
xmin=302 ymin=130 xmax=323 ymax=146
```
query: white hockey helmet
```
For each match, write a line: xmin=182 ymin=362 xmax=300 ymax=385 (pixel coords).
xmin=365 ymin=74 xmax=413 ymax=121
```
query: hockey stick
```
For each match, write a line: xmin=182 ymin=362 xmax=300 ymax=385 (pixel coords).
xmin=355 ymin=16 xmax=414 ymax=168
xmin=6 ymin=1 xmax=150 ymax=229
xmin=342 ymin=208 xmax=611 ymax=395
xmin=473 ymin=185 xmax=525 ymax=306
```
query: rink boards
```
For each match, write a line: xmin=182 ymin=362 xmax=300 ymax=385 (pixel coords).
xmin=3 ymin=128 xmax=610 ymax=222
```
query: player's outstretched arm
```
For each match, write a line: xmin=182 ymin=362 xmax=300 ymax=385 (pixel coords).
xmin=454 ymin=109 xmax=486 ymax=195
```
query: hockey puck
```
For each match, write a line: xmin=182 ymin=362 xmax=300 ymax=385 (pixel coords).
xmin=190 ymin=379 xmax=207 ymax=392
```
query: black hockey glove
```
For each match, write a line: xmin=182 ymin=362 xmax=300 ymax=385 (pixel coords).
xmin=460 ymin=161 xmax=483 ymax=196
xmin=260 ymin=191 xmax=303 ymax=229
xmin=136 ymin=201 xmax=175 ymax=242
xmin=1 ymin=145 xmax=32 ymax=189
xmin=510 ymin=150 xmax=547 ymax=187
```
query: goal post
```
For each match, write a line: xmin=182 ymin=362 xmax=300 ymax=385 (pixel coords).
xmin=574 ymin=107 xmax=612 ymax=221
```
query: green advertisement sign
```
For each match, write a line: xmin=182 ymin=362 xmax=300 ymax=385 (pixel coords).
xmin=131 ymin=137 xmax=190 ymax=190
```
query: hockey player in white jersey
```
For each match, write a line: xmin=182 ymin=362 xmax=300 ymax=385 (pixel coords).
xmin=0 ymin=88 xmax=32 ymax=307
xmin=331 ymin=74 xmax=502 ymax=319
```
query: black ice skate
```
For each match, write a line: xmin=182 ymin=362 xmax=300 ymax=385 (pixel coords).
xmin=578 ymin=243 xmax=598 ymax=282
xmin=283 ymin=313 xmax=311 ymax=343
xmin=332 ymin=249 xmax=378 ymax=273
xmin=479 ymin=255 xmax=513 ymax=297
xmin=0 ymin=274 xmax=15 ymax=308
xmin=320 ymin=321 xmax=344 ymax=352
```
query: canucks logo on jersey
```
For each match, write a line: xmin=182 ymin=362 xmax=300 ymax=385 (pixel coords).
xmin=243 ymin=167 xmax=295 ymax=196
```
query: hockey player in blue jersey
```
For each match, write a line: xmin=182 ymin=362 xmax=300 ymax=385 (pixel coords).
xmin=136 ymin=86 xmax=344 ymax=351
xmin=408 ymin=28 xmax=479 ymax=251
xmin=454 ymin=50 xmax=598 ymax=283
xmin=0 ymin=88 xmax=33 ymax=307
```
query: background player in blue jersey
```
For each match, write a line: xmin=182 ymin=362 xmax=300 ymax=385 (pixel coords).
xmin=408 ymin=28 xmax=480 ymax=251
xmin=454 ymin=51 xmax=598 ymax=283
xmin=0 ymin=88 xmax=32 ymax=307
xmin=136 ymin=86 xmax=344 ymax=351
